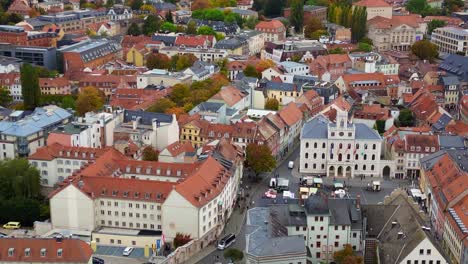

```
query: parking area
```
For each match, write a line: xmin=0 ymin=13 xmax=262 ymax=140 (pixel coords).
xmin=94 ymin=245 xmax=145 ymax=259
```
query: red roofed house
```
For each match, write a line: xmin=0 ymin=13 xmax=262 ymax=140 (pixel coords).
xmin=310 ymin=54 xmax=352 ymax=82
xmin=0 ymin=72 xmax=22 ymax=100
xmin=110 ymin=87 xmax=172 ymax=110
xmin=175 ymin=35 xmax=216 ymax=48
xmin=353 ymin=0 xmax=392 ymax=20
xmin=39 ymin=77 xmax=71 ymax=95
xmin=296 ymin=89 xmax=324 ymax=120
xmin=278 ymin=102 xmax=303 ymax=151
xmin=354 ymin=104 xmax=393 ymax=130
xmin=159 ymin=141 xmax=196 ymax=163
xmin=423 ymin=16 xmax=464 ymax=27
xmin=208 ymin=85 xmax=249 ymax=111
xmin=0 ymin=238 xmax=93 ymax=263
xmin=78 ymin=74 xmax=137 ymax=97
xmin=368 ymin=14 xmax=427 ymax=51
xmin=7 ymin=0 xmax=31 ymax=16
xmin=335 ymin=72 xmax=399 ymax=97
xmin=255 ymin=20 xmax=286 ymax=42
xmin=236 ymin=0 xmax=253 ymax=9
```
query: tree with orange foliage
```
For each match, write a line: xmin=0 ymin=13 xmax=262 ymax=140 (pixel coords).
xmin=28 ymin=8 xmax=41 ymax=18
xmin=191 ymin=0 xmax=211 ymax=10
xmin=255 ymin=59 xmax=276 ymax=75
xmin=165 ymin=107 xmax=186 ymax=118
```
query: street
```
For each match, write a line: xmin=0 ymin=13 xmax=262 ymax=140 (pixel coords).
xmin=197 ymin=145 xmax=414 ymax=264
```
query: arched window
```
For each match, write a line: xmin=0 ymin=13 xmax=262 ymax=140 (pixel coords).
xmin=305 ymin=163 xmax=308 ymax=169
xmin=313 ymin=153 xmax=317 ymax=159
xmin=322 ymin=153 xmax=325 ymax=159
xmin=355 ymin=164 xmax=358 ymax=170
xmin=322 ymin=142 xmax=326 ymax=148
xmin=373 ymin=144 xmax=376 ymax=150
xmin=313 ymin=164 xmax=316 ymax=169
xmin=364 ymin=154 xmax=367 ymax=160
xmin=314 ymin=142 xmax=317 ymax=148
xmin=305 ymin=142 xmax=309 ymax=148
xmin=348 ymin=144 xmax=352 ymax=149
xmin=338 ymin=153 xmax=343 ymax=161
xmin=364 ymin=144 xmax=368 ymax=150
xmin=356 ymin=144 xmax=360 ymax=149
xmin=331 ymin=143 xmax=334 ymax=149
xmin=372 ymin=154 xmax=375 ymax=160
xmin=305 ymin=153 xmax=309 ymax=159
xmin=371 ymin=165 xmax=375 ymax=170
xmin=355 ymin=154 xmax=359 ymax=160
xmin=347 ymin=154 xmax=350 ymax=160
xmin=339 ymin=143 xmax=343 ymax=149
xmin=363 ymin=165 xmax=366 ymax=171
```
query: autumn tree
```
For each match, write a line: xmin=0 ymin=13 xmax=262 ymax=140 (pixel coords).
xmin=303 ymin=17 xmax=323 ymax=39
xmin=255 ymin=59 xmax=275 ymax=75
xmin=20 ymin=63 xmax=40 ymax=110
xmin=186 ymin=20 xmax=198 ymax=34
xmin=334 ymin=244 xmax=363 ymax=264
xmin=173 ymin=233 xmax=192 ymax=249
xmin=264 ymin=98 xmax=279 ymax=111
xmin=289 ymin=0 xmax=304 ymax=33
xmin=76 ymin=86 xmax=105 ymax=116
xmin=146 ymin=53 xmax=171 ymax=69
xmin=166 ymin=107 xmax=186 ymax=117
xmin=170 ymin=84 xmax=191 ymax=105
xmin=191 ymin=0 xmax=211 ymax=10
xmin=246 ymin=143 xmax=276 ymax=178
xmin=411 ymin=40 xmax=439 ymax=62
xmin=175 ymin=54 xmax=197 ymax=71
xmin=243 ymin=64 xmax=259 ymax=78
xmin=142 ymin=146 xmax=159 ymax=161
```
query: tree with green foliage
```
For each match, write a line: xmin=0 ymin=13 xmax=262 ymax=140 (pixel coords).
xmin=20 ymin=63 xmax=40 ymax=110
xmin=357 ymin=42 xmax=372 ymax=52
xmin=334 ymin=244 xmax=363 ymax=264
xmin=127 ymin=22 xmax=142 ymax=36
xmin=243 ymin=64 xmax=259 ymax=78
xmin=0 ymin=86 xmax=12 ymax=107
xmin=186 ymin=20 xmax=198 ymax=34
xmin=246 ymin=143 xmax=277 ymax=178
xmin=0 ymin=159 xmax=41 ymax=199
xmin=105 ymin=0 xmax=115 ymax=7
xmin=406 ymin=0 xmax=428 ymax=14
xmin=375 ymin=120 xmax=386 ymax=134
xmin=329 ymin=4 xmax=367 ymax=42
xmin=197 ymin=25 xmax=216 ymax=35
xmin=224 ymin=11 xmax=242 ymax=25
xmin=411 ymin=40 xmax=438 ymax=62
xmin=143 ymin=15 xmax=161 ymax=35
xmin=61 ymin=95 xmax=76 ymax=109
xmin=142 ymin=146 xmax=159 ymax=161
xmin=289 ymin=0 xmax=304 ymax=33
xmin=175 ymin=54 xmax=197 ymax=71
xmin=444 ymin=0 xmax=464 ymax=12
xmin=306 ymin=0 xmax=330 ymax=6
xmin=263 ymin=0 xmax=285 ymax=17
xmin=170 ymin=84 xmax=191 ymax=105
xmin=398 ymin=109 xmax=415 ymax=127
xmin=224 ymin=248 xmax=244 ymax=261
xmin=264 ymin=98 xmax=279 ymax=111
xmin=310 ymin=29 xmax=328 ymax=40
xmin=148 ymin=98 xmax=176 ymax=113
xmin=244 ymin=16 xmax=258 ymax=29
xmin=329 ymin=47 xmax=345 ymax=54
xmin=427 ymin=19 xmax=446 ymax=34
xmin=161 ymin=22 xmax=177 ymax=32
xmin=76 ymin=86 xmax=105 ymax=116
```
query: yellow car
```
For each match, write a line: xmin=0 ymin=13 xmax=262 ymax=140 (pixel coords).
xmin=3 ymin=222 xmax=21 ymax=229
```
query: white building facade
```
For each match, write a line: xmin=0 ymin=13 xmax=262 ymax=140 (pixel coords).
xmin=300 ymin=111 xmax=393 ymax=178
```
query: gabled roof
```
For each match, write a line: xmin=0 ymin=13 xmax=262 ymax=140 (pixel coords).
xmin=278 ymin=102 xmax=302 ymax=127
xmin=123 ymin=109 xmax=173 ymax=125
xmin=28 ymin=143 xmax=109 ymax=161
xmin=354 ymin=0 xmax=391 ymax=7
xmin=255 ymin=20 xmax=285 ymax=30
xmin=164 ymin=141 xmax=195 ymax=157
xmin=175 ymin=156 xmax=231 ymax=207
xmin=39 ymin=77 xmax=70 ymax=88
xmin=368 ymin=15 xmax=424 ymax=29
xmin=209 ymin=86 xmax=246 ymax=107
xmin=175 ymin=35 xmax=214 ymax=48
xmin=0 ymin=238 xmax=92 ymax=263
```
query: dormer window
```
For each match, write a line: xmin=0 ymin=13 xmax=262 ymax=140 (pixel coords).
xmin=166 ymin=169 xmax=171 ymax=176
xmin=82 ymin=153 xmax=86 ymax=158
xmin=126 ymin=166 xmax=130 ymax=173
xmin=66 ymin=151 xmax=70 ymax=157
xmin=416 ymin=146 xmax=421 ymax=151
xmin=431 ymin=147 xmax=435 ymax=152
xmin=176 ymin=170 xmax=181 ymax=176
xmin=90 ymin=153 xmax=94 ymax=158
xmin=411 ymin=146 xmax=415 ymax=151
xmin=156 ymin=193 xmax=162 ymax=199
xmin=101 ymin=189 xmax=106 ymax=195
xmin=425 ymin=147 xmax=429 ymax=152
xmin=156 ymin=169 xmax=161 ymax=174
xmin=8 ymin=248 xmax=14 ymax=257
xmin=136 ymin=167 xmax=141 ymax=173
xmin=40 ymin=248 xmax=46 ymax=257
xmin=59 ymin=151 xmax=63 ymax=156
xmin=112 ymin=190 xmax=118 ymax=196
xmin=24 ymin=248 xmax=30 ymax=257
xmin=145 ymin=193 xmax=150 ymax=199
xmin=134 ymin=192 xmax=139 ymax=198
xmin=74 ymin=152 xmax=78 ymax=157
xmin=57 ymin=249 xmax=63 ymax=257
xmin=146 ymin=168 xmax=151 ymax=174
xmin=123 ymin=191 xmax=128 ymax=197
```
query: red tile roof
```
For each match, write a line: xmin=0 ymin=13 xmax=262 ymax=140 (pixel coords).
xmin=368 ymin=14 xmax=424 ymax=29
xmin=354 ymin=104 xmax=390 ymax=120
xmin=175 ymin=156 xmax=231 ymax=207
xmin=354 ymin=0 xmax=391 ymax=7
xmin=164 ymin=141 xmax=195 ymax=157
xmin=278 ymin=102 xmax=303 ymax=127
xmin=0 ymin=238 xmax=92 ymax=263
xmin=409 ymin=88 xmax=439 ymax=122
xmin=255 ymin=20 xmax=285 ymax=30
xmin=39 ymin=77 xmax=70 ymax=88
xmin=175 ymin=35 xmax=215 ymax=48
xmin=110 ymin=88 xmax=171 ymax=110
xmin=28 ymin=143 xmax=110 ymax=161
xmin=445 ymin=121 xmax=468 ymax=136
xmin=210 ymin=86 xmax=246 ymax=107
xmin=404 ymin=134 xmax=439 ymax=153
xmin=114 ymin=159 xmax=198 ymax=178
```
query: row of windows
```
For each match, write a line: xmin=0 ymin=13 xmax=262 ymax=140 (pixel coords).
xmin=100 ymin=220 xmax=161 ymax=230
xmin=305 ymin=153 xmax=377 ymax=161
xmin=305 ymin=142 xmax=377 ymax=150
xmin=406 ymin=260 xmax=440 ymax=264
xmin=100 ymin=210 xmax=161 ymax=220
xmin=100 ymin=200 xmax=161 ymax=210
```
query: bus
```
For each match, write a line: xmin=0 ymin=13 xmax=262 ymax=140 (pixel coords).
xmin=217 ymin=234 xmax=236 ymax=250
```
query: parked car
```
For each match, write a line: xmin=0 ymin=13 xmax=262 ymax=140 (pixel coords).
xmin=3 ymin=222 xmax=21 ymax=229
xmin=288 ymin=161 xmax=294 ymax=169
xmin=122 ymin=247 xmax=134 ymax=256
xmin=217 ymin=234 xmax=235 ymax=250
xmin=264 ymin=189 xmax=277 ymax=199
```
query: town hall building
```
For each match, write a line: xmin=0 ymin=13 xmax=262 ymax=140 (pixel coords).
xmin=300 ymin=110 xmax=394 ymax=178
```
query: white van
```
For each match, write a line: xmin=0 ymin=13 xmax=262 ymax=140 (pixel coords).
xmin=288 ymin=161 xmax=294 ymax=169
xmin=122 ymin=247 xmax=134 ymax=256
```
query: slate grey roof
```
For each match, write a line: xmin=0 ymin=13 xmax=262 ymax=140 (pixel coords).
xmin=196 ymin=102 xmax=224 ymax=112
xmin=265 ymin=81 xmax=297 ymax=92
xmin=190 ymin=19 xmax=240 ymax=35
xmin=214 ymin=37 xmax=246 ymax=49
xmin=432 ymin=113 xmax=452 ymax=132
xmin=441 ymin=75 xmax=460 ymax=86
xmin=439 ymin=54 xmax=468 ymax=82
xmin=439 ymin=135 xmax=465 ymax=150
xmin=226 ymin=107 xmax=239 ymax=117
xmin=123 ymin=110 xmax=173 ymax=125
xmin=153 ymin=2 xmax=176 ymax=10
xmin=301 ymin=115 xmax=381 ymax=140
xmin=304 ymin=193 xmax=329 ymax=215
xmin=246 ymin=207 xmax=306 ymax=258
xmin=293 ymin=75 xmax=318 ymax=87
xmin=152 ymin=35 xmax=177 ymax=46
xmin=420 ymin=149 xmax=468 ymax=173
xmin=59 ymin=39 xmax=120 ymax=63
